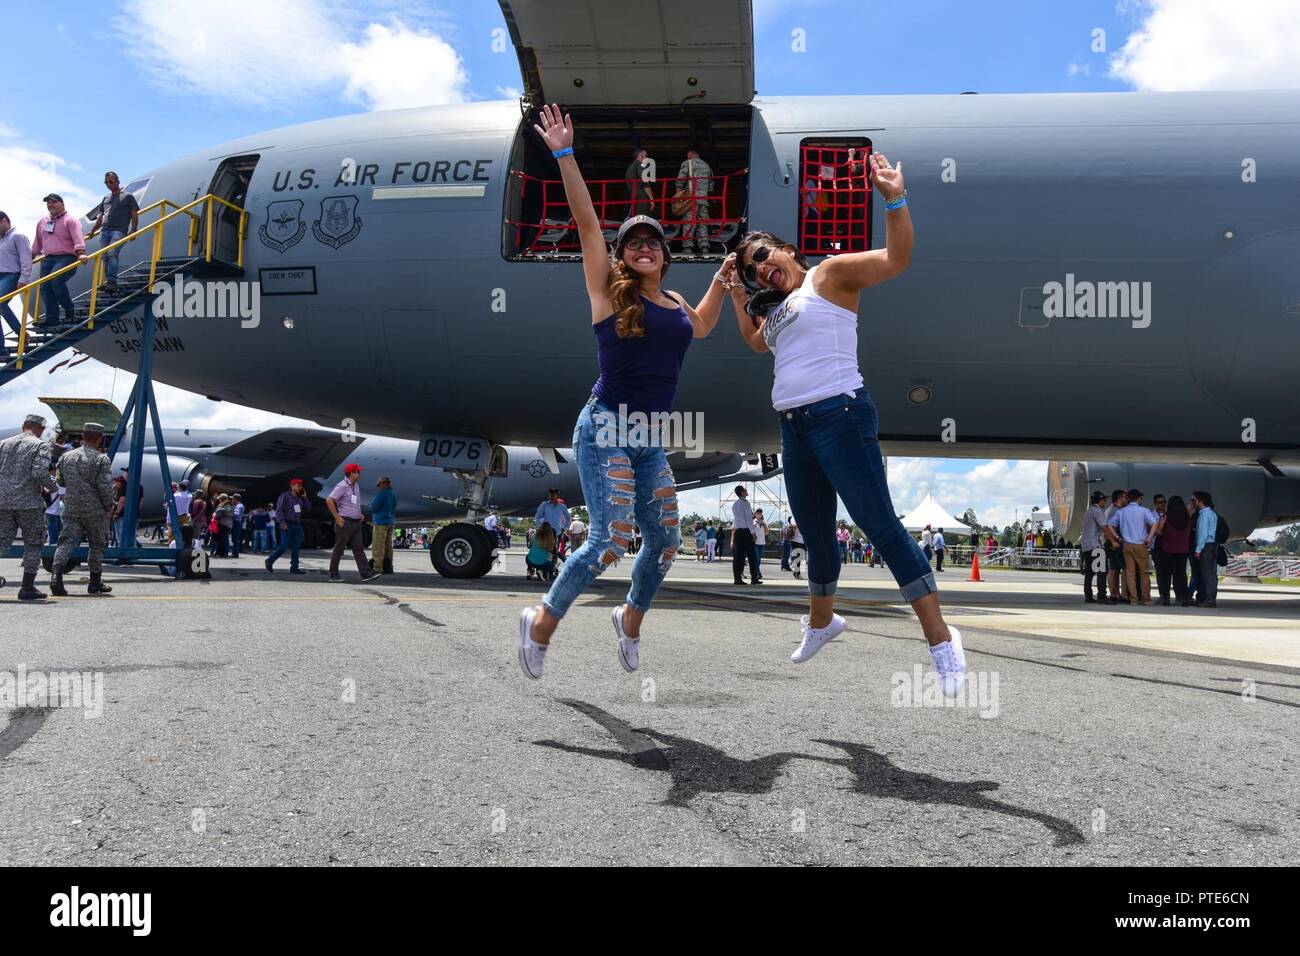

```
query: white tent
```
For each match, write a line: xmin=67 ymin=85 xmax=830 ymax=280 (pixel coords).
xmin=898 ymin=492 xmax=970 ymax=533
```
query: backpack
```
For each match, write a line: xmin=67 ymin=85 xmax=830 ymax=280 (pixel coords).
xmin=1214 ymin=514 xmax=1230 ymax=545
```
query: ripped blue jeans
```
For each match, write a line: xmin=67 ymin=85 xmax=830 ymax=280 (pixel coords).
xmin=542 ymin=395 xmax=681 ymax=619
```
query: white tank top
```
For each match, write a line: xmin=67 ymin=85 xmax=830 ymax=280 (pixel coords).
xmin=762 ymin=265 xmax=864 ymax=411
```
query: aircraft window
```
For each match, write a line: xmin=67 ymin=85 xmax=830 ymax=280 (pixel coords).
xmin=798 ymin=140 xmax=871 ymax=256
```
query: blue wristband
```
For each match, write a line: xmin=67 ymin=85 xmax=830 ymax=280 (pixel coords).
xmin=885 ymin=197 xmax=907 ymax=211
xmin=552 ymin=147 xmax=574 ymax=159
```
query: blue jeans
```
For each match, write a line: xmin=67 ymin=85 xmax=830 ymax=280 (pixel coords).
xmin=0 ymin=272 xmax=22 ymax=336
xmin=781 ymin=539 xmax=792 ymax=568
xmin=752 ymin=542 xmax=763 ymax=575
xmin=38 ymin=254 xmax=77 ymax=324
xmin=542 ymin=396 xmax=681 ymax=619
xmin=47 ymin=513 xmax=62 ymax=544
xmin=254 ymin=529 xmax=269 ymax=552
xmin=780 ymin=388 xmax=936 ymax=601
xmin=268 ymin=523 xmax=302 ymax=570
xmin=231 ymin=519 xmax=243 ymax=556
xmin=99 ymin=229 xmax=126 ymax=284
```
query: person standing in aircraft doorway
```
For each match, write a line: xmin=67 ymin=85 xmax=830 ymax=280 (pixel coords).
xmin=518 ymin=104 xmax=734 ymax=680
xmin=724 ymin=152 xmax=967 ymax=697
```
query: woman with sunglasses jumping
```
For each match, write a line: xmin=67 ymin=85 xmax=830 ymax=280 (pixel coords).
xmin=518 ymin=104 xmax=732 ymax=679
xmin=721 ymin=151 xmax=966 ymax=695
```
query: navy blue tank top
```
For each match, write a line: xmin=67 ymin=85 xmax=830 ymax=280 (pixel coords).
xmin=592 ymin=295 xmax=693 ymax=414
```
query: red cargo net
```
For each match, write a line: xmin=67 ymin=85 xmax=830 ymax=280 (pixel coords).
xmin=508 ymin=167 xmax=748 ymax=256
xmin=798 ymin=144 xmax=871 ymax=256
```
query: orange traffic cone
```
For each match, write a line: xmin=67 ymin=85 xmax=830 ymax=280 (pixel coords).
xmin=969 ymin=552 xmax=983 ymax=582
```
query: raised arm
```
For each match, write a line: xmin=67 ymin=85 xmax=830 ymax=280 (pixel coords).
xmin=533 ymin=104 xmax=612 ymax=320
xmin=818 ymin=152 xmax=912 ymax=299
xmin=728 ymin=280 xmax=768 ymax=354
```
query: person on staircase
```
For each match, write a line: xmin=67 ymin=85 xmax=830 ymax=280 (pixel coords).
xmin=31 ymin=194 xmax=87 ymax=329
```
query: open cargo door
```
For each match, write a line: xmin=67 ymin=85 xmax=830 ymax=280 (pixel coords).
xmin=498 ymin=0 xmax=755 ymax=107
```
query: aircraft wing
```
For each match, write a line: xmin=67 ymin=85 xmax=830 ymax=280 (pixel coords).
xmin=214 ymin=428 xmax=361 ymax=477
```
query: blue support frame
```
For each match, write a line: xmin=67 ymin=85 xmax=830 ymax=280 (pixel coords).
xmin=102 ymin=301 xmax=185 ymax=564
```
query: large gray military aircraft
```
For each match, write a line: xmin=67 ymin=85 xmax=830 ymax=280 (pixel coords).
xmin=8 ymin=0 xmax=1300 ymax=570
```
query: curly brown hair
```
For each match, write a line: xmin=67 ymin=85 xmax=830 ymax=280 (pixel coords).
xmin=606 ymin=241 xmax=673 ymax=338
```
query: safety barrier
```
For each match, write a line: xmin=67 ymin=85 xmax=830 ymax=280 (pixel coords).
xmin=798 ymin=143 xmax=872 ymax=256
xmin=507 ymin=168 xmax=748 ymax=257
xmin=1226 ymin=555 xmax=1300 ymax=579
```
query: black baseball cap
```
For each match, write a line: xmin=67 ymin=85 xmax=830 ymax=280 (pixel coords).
xmin=42 ymin=193 xmax=64 ymax=203
xmin=615 ymin=215 xmax=665 ymax=247
xmin=1089 ymin=491 xmax=1105 ymax=503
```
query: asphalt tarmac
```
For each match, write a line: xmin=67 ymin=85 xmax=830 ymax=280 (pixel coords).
xmin=1 ymin=548 xmax=1296 ymax=865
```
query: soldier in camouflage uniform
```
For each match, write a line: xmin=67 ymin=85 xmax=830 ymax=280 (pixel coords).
xmin=0 ymin=414 xmax=56 ymax=600
xmin=51 ymin=421 xmax=116 ymax=596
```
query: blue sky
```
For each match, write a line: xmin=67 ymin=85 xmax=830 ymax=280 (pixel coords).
xmin=4 ymin=0 xmax=1299 ymax=531
xmin=8 ymin=0 xmax=1141 ymax=190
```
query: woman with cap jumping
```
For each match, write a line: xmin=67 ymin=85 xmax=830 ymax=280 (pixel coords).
xmin=720 ymin=151 xmax=967 ymax=696
xmin=517 ymin=104 xmax=733 ymax=679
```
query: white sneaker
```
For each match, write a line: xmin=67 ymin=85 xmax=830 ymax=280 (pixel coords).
xmin=612 ymin=605 xmax=639 ymax=673
xmin=791 ymin=613 xmax=846 ymax=663
xmin=928 ymin=625 xmax=967 ymax=697
xmin=518 ymin=607 xmax=549 ymax=679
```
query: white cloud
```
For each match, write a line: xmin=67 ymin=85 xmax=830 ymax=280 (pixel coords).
xmin=1110 ymin=0 xmax=1300 ymax=91
xmin=340 ymin=23 xmax=469 ymax=111
xmin=0 ymin=351 xmax=310 ymax=434
xmin=0 ymin=124 xmax=101 ymax=234
xmin=886 ymin=458 xmax=1048 ymax=531
xmin=496 ymin=85 xmax=521 ymax=100
xmin=116 ymin=1 xmax=470 ymax=111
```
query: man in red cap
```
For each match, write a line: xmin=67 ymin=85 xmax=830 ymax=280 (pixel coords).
xmin=327 ymin=463 xmax=378 ymax=583
xmin=266 ymin=477 xmax=308 ymax=574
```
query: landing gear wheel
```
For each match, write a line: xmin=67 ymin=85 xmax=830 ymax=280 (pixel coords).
xmin=0 ymin=576 xmax=6 ymax=589
xmin=429 ymin=523 xmax=495 ymax=579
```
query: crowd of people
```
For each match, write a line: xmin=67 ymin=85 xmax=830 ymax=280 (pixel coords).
xmin=1080 ymin=488 xmax=1227 ymax=608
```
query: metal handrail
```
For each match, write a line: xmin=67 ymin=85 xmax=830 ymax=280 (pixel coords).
xmin=2 ymin=194 xmax=247 ymax=371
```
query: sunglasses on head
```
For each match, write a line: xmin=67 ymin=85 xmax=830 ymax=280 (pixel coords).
xmin=623 ymin=236 xmax=663 ymax=251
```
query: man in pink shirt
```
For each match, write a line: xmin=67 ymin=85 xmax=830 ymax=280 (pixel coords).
xmin=31 ymin=193 xmax=88 ymax=327
xmin=326 ymin=462 xmax=379 ymax=583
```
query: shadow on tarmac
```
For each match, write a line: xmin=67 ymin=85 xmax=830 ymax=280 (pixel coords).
xmin=536 ymin=700 xmax=1085 ymax=847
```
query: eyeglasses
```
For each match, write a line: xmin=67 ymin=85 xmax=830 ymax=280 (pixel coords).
xmin=742 ymin=244 xmax=774 ymax=283
xmin=624 ymin=236 xmax=663 ymax=251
